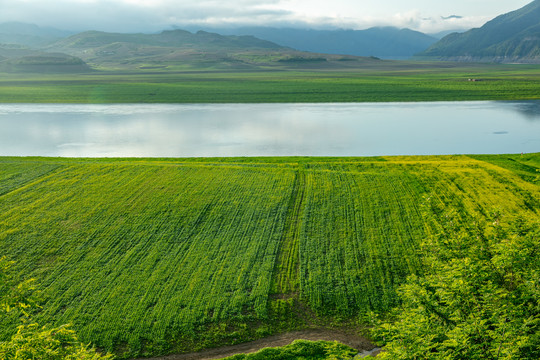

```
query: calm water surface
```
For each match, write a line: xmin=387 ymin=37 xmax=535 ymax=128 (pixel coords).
xmin=1 ymin=101 xmax=539 ymax=157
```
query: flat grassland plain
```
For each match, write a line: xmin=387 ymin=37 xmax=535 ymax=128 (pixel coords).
xmin=1 ymin=154 xmax=539 ymax=358
xmin=1 ymin=62 xmax=540 ymax=103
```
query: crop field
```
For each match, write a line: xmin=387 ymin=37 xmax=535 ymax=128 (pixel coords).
xmin=0 ymin=154 xmax=539 ymax=358
xmin=1 ymin=62 xmax=540 ymax=103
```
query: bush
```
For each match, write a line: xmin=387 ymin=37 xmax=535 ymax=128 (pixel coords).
xmin=372 ymin=216 xmax=540 ymax=359
xmin=0 ymin=257 xmax=114 ymax=360
xmin=221 ymin=340 xmax=357 ymax=360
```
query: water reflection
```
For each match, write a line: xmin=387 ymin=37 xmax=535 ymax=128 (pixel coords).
xmin=1 ymin=101 xmax=539 ymax=157
xmin=508 ymin=101 xmax=540 ymax=120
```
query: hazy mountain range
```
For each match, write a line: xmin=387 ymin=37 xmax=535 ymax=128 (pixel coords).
xmin=1 ymin=28 xmax=383 ymax=72
xmin=44 ymin=29 xmax=293 ymax=69
xmin=0 ymin=22 xmax=73 ymax=47
xmin=0 ymin=22 xmax=442 ymax=61
xmin=1 ymin=0 xmax=540 ymax=70
xmin=185 ymin=26 xmax=439 ymax=60
xmin=418 ymin=0 xmax=540 ymax=63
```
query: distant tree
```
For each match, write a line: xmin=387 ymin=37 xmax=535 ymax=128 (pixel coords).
xmin=372 ymin=214 xmax=540 ymax=360
xmin=0 ymin=256 xmax=114 ymax=360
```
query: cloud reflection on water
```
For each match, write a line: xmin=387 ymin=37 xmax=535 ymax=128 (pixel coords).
xmin=1 ymin=101 xmax=539 ymax=157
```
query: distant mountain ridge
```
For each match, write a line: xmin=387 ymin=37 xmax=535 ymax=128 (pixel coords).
xmin=194 ymin=26 xmax=438 ymax=59
xmin=49 ymin=29 xmax=286 ymax=51
xmin=42 ymin=29 xmax=286 ymax=69
xmin=0 ymin=22 xmax=439 ymax=60
xmin=417 ymin=0 xmax=540 ymax=63
xmin=41 ymin=29 xmax=381 ymax=70
xmin=0 ymin=22 xmax=73 ymax=47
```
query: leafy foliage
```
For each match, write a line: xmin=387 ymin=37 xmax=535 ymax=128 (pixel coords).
xmin=221 ymin=340 xmax=357 ymax=360
xmin=0 ymin=256 xmax=38 ymax=319
xmin=0 ymin=323 xmax=114 ymax=360
xmin=372 ymin=215 xmax=540 ymax=360
xmin=0 ymin=257 xmax=113 ymax=360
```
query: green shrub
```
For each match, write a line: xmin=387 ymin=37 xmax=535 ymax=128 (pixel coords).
xmin=0 ymin=257 xmax=113 ymax=360
xmin=373 ymin=217 xmax=540 ymax=360
xmin=220 ymin=340 xmax=356 ymax=360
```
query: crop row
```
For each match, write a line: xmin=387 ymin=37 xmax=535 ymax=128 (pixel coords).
xmin=298 ymin=168 xmax=426 ymax=315
xmin=0 ymin=162 xmax=295 ymax=355
xmin=296 ymin=157 xmax=539 ymax=317
xmin=0 ymin=155 xmax=538 ymax=358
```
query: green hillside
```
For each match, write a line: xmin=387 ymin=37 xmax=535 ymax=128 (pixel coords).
xmin=0 ymin=45 xmax=90 ymax=73
xmin=1 ymin=154 xmax=539 ymax=358
xmin=50 ymin=29 xmax=284 ymax=51
xmin=418 ymin=0 xmax=540 ymax=63
xmin=45 ymin=29 xmax=361 ymax=70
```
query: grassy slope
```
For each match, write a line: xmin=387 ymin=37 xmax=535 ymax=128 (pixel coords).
xmin=1 ymin=62 xmax=540 ymax=103
xmin=0 ymin=154 xmax=539 ymax=358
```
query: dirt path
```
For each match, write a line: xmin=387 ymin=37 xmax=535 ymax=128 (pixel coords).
xmin=136 ymin=328 xmax=376 ymax=360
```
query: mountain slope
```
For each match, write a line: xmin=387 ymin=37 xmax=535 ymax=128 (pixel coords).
xmin=46 ymin=29 xmax=289 ymax=69
xmin=0 ymin=45 xmax=90 ymax=73
xmin=45 ymin=29 xmax=379 ymax=70
xmin=0 ymin=22 xmax=72 ymax=47
xmin=195 ymin=26 xmax=437 ymax=59
xmin=50 ymin=29 xmax=285 ymax=51
xmin=418 ymin=0 xmax=540 ymax=62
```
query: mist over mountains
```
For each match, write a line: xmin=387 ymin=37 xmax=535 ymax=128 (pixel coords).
xmin=0 ymin=27 xmax=384 ymax=72
xmin=0 ymin=22 xmax=441 ymax=61
xmin=1 ymin=1 xmax=540 ymax=67
xmin=185 ymin=27 xmax=439 ymax=60
xmin=418 ymin=0 xmax=540 ymax=63
xmin=0 ymin=22 xmax=73 ymax=47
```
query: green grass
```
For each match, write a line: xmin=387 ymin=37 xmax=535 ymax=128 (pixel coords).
xmin=0 ymin=154 xmax=539 ymax=358
xmin=1 ymin=62 xmax=540 ymax=103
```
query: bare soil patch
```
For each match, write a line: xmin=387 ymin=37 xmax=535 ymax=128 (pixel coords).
xmin=135 ymin=328 xmax=375 ymax=360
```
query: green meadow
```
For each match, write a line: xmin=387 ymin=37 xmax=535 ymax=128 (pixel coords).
xmin=1 ymin=62 xmax=540 ymax=103
xmin=1 ymin=154 xmax=539 ymax=358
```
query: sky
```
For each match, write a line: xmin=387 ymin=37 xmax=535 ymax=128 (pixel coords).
xmin=0 ymin=0 xmax=533 ymax=34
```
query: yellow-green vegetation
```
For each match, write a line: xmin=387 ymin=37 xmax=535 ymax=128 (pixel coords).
xmin=0 ymin=154 xmax=539 ymax=358
xmin=220 ymin=340 xmax=357 ymax=360
xmin=1 ymin=62 xmax=540 ymax=103
xmin=0 ymin=257 xmax=114 ymax=360
xmin=372 ymin=214 xmax=540 ymax=359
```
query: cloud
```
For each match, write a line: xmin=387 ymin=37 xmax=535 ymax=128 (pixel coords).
xmin=419 ymin=15 xmax=488 ymax=33
xmin=343 ymin=10 xmax=488 ymax=33
xmin=441 ymin=15 xmax=463 ymax=20
xmin=276 ymin=11 xmax=487 ymax=34
xmin=0 ymin=0 xmax=490 ymax=33
xmin=0 ymin=0 xmax=292 ymax=32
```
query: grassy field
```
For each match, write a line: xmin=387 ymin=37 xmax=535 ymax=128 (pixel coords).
xmin=0 ymin=154 xmax=539 ymax=358
xmin=1 ymin=62 xmax=540 ymax=103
